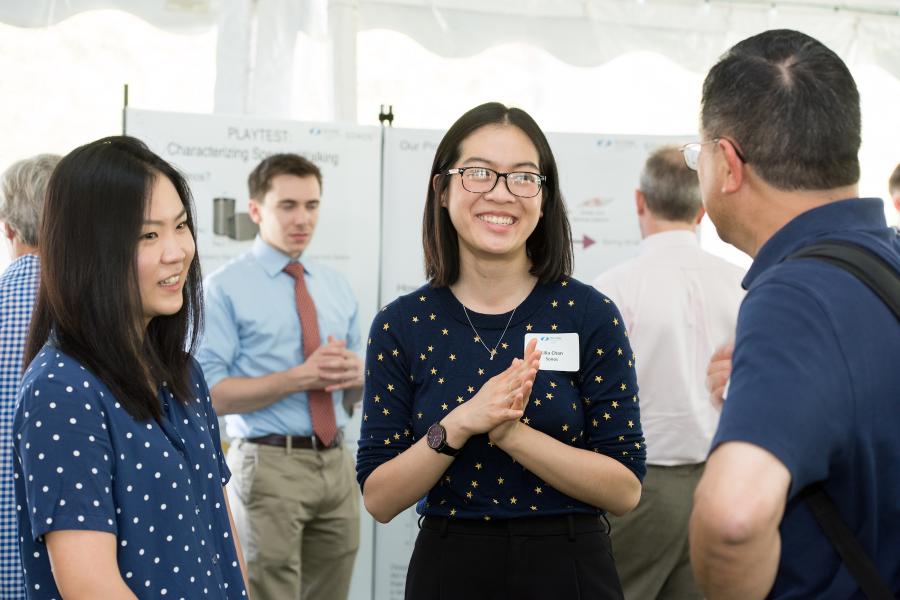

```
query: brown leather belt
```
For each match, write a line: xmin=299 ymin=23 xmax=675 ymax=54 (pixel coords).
xmin=246 ymin=430 xmax=344 ymax=450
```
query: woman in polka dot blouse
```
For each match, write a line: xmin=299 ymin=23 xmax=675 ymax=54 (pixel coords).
xmin=12 ymin=137 xmax=249 ymax=599
xmin=357 ymin=103 xmax=646 ymax=599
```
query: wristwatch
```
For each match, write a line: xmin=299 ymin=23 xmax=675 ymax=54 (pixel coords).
xmin=426 ymin=422 xmax=460 ymax=456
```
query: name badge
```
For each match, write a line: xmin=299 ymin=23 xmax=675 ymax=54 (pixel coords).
xmin=524 ymin=333 xmax=580 ymax=372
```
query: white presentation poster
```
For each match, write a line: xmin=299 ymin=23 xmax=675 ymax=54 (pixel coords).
xmin=553 ymin=132 xmax=692 ymax=284
xmin=379 ymin=128 xmax=439 ymax=304
xmin=376 ymin=127 xmax=688 ymax=599
xmin=125 ymin=109 xmax=380 ymax=600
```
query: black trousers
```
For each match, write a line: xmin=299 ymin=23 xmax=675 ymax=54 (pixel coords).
xmin=405 ymin=514 xmax=624 ymax=600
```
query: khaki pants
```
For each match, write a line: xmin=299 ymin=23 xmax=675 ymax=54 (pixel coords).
xmin=608 ymin=463 xmax=705 ymax=600
xmin=227 ymin=439 xmax=360 ymax=600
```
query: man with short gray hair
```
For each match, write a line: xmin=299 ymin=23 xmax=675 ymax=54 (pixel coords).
xmin=0 ymin=153 xmax=60 ymax=599
xmin=593 ymin=146 xmax=744 ymax=600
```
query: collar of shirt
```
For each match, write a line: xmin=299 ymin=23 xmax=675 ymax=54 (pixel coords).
xmin=742 ymin=197 xmax=888 ymax=289
xmin=250 ymin=235 xmax=317 ymax=279
xmin=638 ymin=230 xmax=699 ymax=255
xmin=5 ymin=252 xmax=40 ymax=273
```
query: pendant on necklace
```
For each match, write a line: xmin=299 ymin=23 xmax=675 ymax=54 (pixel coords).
xmin=490 ymin=348 xmax=497 ymax=360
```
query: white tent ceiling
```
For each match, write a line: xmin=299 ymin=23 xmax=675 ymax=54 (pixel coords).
xmin=2 ymin=0 xmax=899 ymax=120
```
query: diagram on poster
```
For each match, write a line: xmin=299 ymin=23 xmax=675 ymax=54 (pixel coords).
xmin=555 ymin=133 xmax=692 ymax=282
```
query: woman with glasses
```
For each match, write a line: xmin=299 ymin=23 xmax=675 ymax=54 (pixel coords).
xmin=13 ymin=136 xmax=249 ymax=598
xmin=357 ymin=102 xmax=646 ymax=599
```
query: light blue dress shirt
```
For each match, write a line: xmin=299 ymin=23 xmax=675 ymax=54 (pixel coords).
xmin=197 ymin=236 xmax=361 ymax=439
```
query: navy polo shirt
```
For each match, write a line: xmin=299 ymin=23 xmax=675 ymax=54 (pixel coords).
xmin=13 ymin=345 xmax=247 ymax=599
xmin=712 ymin=198 xmax=900 ymax=598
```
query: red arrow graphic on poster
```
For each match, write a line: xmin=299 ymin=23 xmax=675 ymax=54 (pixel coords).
xmin=575 ymin=234 xmax=595 ymax=249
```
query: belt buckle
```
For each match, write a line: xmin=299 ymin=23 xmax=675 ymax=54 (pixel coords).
xmin=312 ymin=431 xmax=342 ymax=451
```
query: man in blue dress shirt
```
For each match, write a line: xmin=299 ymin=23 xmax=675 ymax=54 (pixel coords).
xmin=198 ymin=154 xmax=363 ymax=600
xmin=0 ymin=153 xmax=60 ymax=600
xmin=686 ymin=30 xmax=900 ymax=598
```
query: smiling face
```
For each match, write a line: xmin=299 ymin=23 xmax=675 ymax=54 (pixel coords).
xmin=249 ymin=173 xmax=320 ymax=259
xmin=137 ymin=174 xmax=196 ymax=326
xmin=442 ymin=124 xmax=543 ymax=263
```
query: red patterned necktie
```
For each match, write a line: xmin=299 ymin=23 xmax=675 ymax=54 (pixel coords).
xmin=283 ymin=262 xmax=337 ymax=447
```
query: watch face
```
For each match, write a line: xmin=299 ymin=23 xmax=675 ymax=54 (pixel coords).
xmin=426 ymin=423 xmax=444 ymax=449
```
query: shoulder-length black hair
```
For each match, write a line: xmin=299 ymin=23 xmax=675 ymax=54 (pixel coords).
xmin=423 ymin=102 xmax=573 ymax=286
xmin=24 ymin=136 xmax=203 ymax=421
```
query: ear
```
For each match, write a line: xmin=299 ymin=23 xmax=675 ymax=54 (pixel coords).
xmin=719 ymin=139 xmax=745 ymax=194
xmin=247 ymin=198 xmax=262 ymax=224
xmin=433 ymin=174 xmax=447 ymax=207
xmin=3 ymin=223 xmax=15 ymax=242
xmin=635 ymin=190 xmax=646 ymax=216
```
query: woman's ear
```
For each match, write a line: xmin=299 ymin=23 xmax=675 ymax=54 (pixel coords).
xmin=431 ymin=173 xmax=447 ymax=208
xmin=432 ymin=174 xmax=447 ymax=207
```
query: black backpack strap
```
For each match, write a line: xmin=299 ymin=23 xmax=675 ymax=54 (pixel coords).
xmin=789 ymin=240 xmax=900 ymax=319
xmin=788 ymin=240 xmax=899 ymax=599
xmin=797 ymin=485 xmax=894 ymax=600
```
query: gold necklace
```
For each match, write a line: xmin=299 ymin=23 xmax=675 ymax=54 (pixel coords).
xmin=461 ymin=303 xmax=517 ymax=361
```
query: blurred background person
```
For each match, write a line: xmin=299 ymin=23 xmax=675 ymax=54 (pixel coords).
xmin=0 ymin=153 xmax=60 ymax=600
xmin=594 ymin=145 xmax=744 ymax=600
xmin=198 ymin=154 xmax=363 ymax=600
xmin=889 ymin=163 xmax=900 ymax=230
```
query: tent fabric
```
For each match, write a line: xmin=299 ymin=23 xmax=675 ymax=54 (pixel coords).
xmin=0 ymin=0 xmax=220 ymax=32
xmin=3 ymin=0 xmax=900 ymax=119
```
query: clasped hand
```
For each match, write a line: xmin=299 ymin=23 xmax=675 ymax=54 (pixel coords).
xmin=286 ymin=335 xmax=364 ymax=393
xmin=706 ymin=342 xmax=734 ymax=410
xmin=445 ymin=339 xmax=542 ymax=447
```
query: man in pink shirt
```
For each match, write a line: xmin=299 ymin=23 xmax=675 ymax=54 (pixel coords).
xmin=593 ymin=146 xmax=745 ymax=600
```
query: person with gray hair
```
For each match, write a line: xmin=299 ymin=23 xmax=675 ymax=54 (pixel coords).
xmin=1 ymin=154 xmax=58 ymax=252
xmin=593 ymin=145 xmax=745 ymax=600
xmin=0 ymin=153 xmax=60 ymax=599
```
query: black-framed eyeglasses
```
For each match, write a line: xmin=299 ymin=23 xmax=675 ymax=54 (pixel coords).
xmin=680 ymin=137 xmax=747 ymax=171
xmin=445 ymin=167 xmax=546 ymax=198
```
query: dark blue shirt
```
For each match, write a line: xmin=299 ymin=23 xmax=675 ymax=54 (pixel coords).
xmin=712 ymin=198 xmax=900 ymax=598
xmin=357 ymin=278 xmax=645 ymax=520
xmin=14 ymin=345 xmax=248 ymax=599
